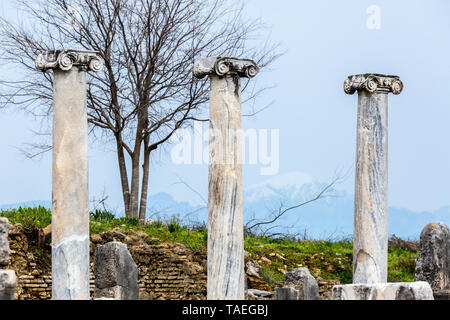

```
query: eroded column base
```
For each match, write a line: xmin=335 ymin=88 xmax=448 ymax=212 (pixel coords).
xmin=52 ymin=235 xmax=90 ymax=300
xmin=276 ymin=287 xmax=300 ymax=300
xmin=332 ymin=281 xmax=434 ymax=300
xmin=0 ymin=270 xmax=17 ymax=300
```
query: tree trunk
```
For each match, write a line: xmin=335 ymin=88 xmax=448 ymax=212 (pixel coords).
xmin=116 ymin=135 xmax=131 ymax=217
xmin=129 ymin=150 xmax=141 ymax=219
xmin=129 ymin=106 xmax=146 ymax=219
xmin=138 ymin=139 xmax=151 ymax=221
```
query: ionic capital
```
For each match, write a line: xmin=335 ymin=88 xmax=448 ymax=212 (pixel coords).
xmin=344 ymin=74 xmax=403 ymax=95
xmin=36 ymin=50 xmax=104 ymax=72
xmin=193 ymin=56 xmax=259 ymax=79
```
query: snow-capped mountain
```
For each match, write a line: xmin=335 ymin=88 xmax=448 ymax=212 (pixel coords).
xmin=245 ymin=171 xmax=315 ymax=202
xmin=243 ymin=172 xmax=450 ymax=239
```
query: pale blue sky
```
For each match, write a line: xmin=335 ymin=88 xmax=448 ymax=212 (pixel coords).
xmin=0 ymin=0 xmax=449 ymax=214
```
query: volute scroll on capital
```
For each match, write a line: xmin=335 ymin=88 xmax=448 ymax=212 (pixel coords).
xmin=193 ymin=56 xmax=259 ymax=79
xmin=344 ymin=74 xmax=403 ymax=95
xmin=35 ymin=50 xmax=104 ymax=73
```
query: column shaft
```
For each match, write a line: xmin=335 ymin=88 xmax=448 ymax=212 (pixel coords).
xmin=52 ymin=68 xmax=90 ymax=299
xmin=353 ymin=91 xmax=389 ymax=284
xmin=207 ymin=74 xmax=244 ymax=300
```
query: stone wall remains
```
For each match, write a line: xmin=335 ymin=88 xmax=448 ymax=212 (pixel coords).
xmin=1 ymin=224 xmax=207 ymax=300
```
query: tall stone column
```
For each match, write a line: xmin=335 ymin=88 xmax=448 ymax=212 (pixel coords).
xmin=193 ymin=57 xmax=259 ymax=299
xmin=344 ymin=74 xmax=403 ymax=284
xmin=36 ymin=50 xmax=104 ymax=299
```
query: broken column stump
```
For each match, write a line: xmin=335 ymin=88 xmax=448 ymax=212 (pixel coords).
xmin=94 ymin=241 xmax=139 ymax=300
xmin=275 ymin=267 xmax=319 ymax=300
xmin=0 ymin=218 xmax=11 ymax=267
xmin=0 ymin=218 xmax=17 ymax=300
xmin=0 ymin=270 xmax=17 ymax=300
xmin=332 ymin=282 xmax=433 ymax=300
xmin=415 ymin=222 xmax=450 ymax=299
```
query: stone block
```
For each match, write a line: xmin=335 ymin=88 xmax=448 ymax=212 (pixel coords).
xmin=332 ymin=282 xmax=434 ymax=300
xmin=0 ymin=270 xmax=17 ymax=300
xmin=433 ymin=289 xmax=450 ymax=300
xmin=247 ymin=289 xmax=274 ymax=300
xmin=281 ymin=267 xmax=319 ymax=300
xmin=0 ymin=218 xmax=11 ymax=266
xmin=94 ymin=241 xmax=139 ymax=300
xmin=275 ymin=287 xmax=300 ymax=300
xmin=414 ymin=222 xmax=449 ymax=292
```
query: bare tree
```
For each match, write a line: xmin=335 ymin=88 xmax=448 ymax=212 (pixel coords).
xmin=0 ymin=0 xmax=280 ymax=219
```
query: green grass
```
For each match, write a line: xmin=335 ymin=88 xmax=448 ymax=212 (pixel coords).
xmin=245 ymin=236 xmax=354 ymax=284
xmin=388 ymin=246 xmax=417 ymax=282
xmin=244 ymin=236 xmax=418 ymax=285
xmin=0 ymin=206 xmax=52 ymax=230
xmin=260 ymin=265 xmax=284 ymax=286
xmin=87 ymin=210 xmax=208 ymax=252
xmin=0 ymin=206 xmax=417 ymax=284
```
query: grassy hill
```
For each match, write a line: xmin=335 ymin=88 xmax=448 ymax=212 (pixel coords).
xmin=0 ymin=206 xmax=418 ymax=292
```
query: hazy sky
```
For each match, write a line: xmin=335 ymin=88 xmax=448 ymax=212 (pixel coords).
xmin=0 ymin=0 xmax=449 ymax=213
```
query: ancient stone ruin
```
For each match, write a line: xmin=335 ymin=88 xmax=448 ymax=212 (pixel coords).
xmin=193 ymin=56 xmax=259 ymax=300
xmin=275 ymin=267 xmax=319 ymax=300
xmin=0 ymin=218 xmax=17 ymax=300
xmin=329 ymin=74 xmax=434 ymax=300
xmin=0 ymin=218 xmax=11 ymax=266
xmin=18 ymin=49 xmax=440 ymax=301
xmin=415 ymin=222 xmax=450 ymax=300
xmin=345 ymin=74 xmax=403 ymax=284
xmin=94 ymin=241 xmax=139 ymax=300
xmin=332 ymin=282 xmax=434 ymax=300
xmin=36 ymin=50 xmax=104 ymax=300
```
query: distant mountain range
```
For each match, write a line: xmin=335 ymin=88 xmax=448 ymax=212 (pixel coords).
xmin=1 ymin=172 xmax=448 ymax=240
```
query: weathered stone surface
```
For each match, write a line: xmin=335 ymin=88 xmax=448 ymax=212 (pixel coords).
xmin=36 ymin=50 xmax=104 ymax=72
xmin=6 ymin=228 xmax=207 ymax=300
xmin=51 ymin=67 xmax=90 ymax=300
xmin=434 ymin=289 xmax=450 ymax=300
xmin=246 ymin=261 xmax=260 ymax=278
xmin=35 ymin=49 xmax=104 ymax=300
xmin=94 ymin=241 xmax=138 ymax=300
xmin=0 ymin=270 xmax=17 ymax=300
xmin=345 ymin=74 xmax=403 ymax=284
xmin=247 ymin=289 xmax=274 ymax=300
xmin=332 ymin=282 xmax=434 ymax=300
xmin=207 ymin=73 xmax=244 ymax=300
xmin=0 ymin=218 xmax=11 ymax=266
xmin=276 ymin=287 xmax=300 ymax=300
xmin=414 ymin=222 xmax=450 ymax=292
xmin=281 ymin=268 xmax=319 ymax=300
xmin=344 ymin=74 xmax=403 ymax=95
xmin=194 ymin=56 xmax=259 ymax=300
xmin=52 ymin=235 xmax=90 ymax=300
xmin=193 ymin=57 xmax=259 ymax=79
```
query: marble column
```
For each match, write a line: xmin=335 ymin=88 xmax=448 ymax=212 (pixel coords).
xmin=344 ymin=74 xmax=403 ymax=284
xmin=36 ymin=50 xmax=104 ymax=299
xmin=193 ymin=57 xmax=259 ymax=299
